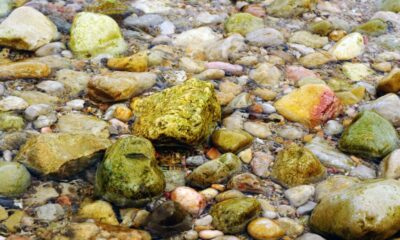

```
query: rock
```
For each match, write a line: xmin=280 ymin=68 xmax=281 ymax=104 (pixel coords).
xmin=277 ymin=218 xmax=304 ymax=238
xmin=251 ymin=151 xmax=273 ymax=178
xmin=354 ymin=18 xmax=388 ymax=36
xmin=0 ymin=206 xmax=7 ymax=221
xmin=284 ymin=185 xmax=315 ymax=207
xmin=0 ymin=0 xmax=11 ymax=17
xmin=342 ymin=63 xmax=374 ymax=81
xmin=297 ymin=233 xmax=326 ymax=240
xmin=12 ymin=91 xmax=59 ymax=106
xmin=0 ymin=7 xmax=58 ymax=51
xmin=250 ymin=63 xmax=281 ymax=87
xmin=297 ymin=201 xmax=317 ymax=215
xmin=0 ymin=62 xmax=51 ymax=80
xmin=381 ymin=0 xmax=400 ymax=12
xmin=15 ymin=133 xmax=111 ymax=178
xmin=349 ymin=164 xmax=376 ymax=179
xmin=310 ymin=179 xmax=400 ymax=240
xmin=56 ymin=113 xmax=109 ymax=138
xmin=275 ymin=84 xmax=342 ymax=128
xmin=0 ymin=96 xmax=28 ymax=111
xmin=286 ymin=66 xmax=318 ymax=82
xmin=211 ymin=129 xmax=253 ymax=153
xmin=228 ymin=173 xmax=265 ymax=194
xmin=245 ymin=28 xmax=284 ymax=47
xmin=78 ymin=200 xmax=119 ymax=225
xmin=35 ymin=203 xmax=64 ymax=221
xmin=278 ymin=126 xmax=303 ymax=140
xmin=56 ymin=69 xmax=91 ymax=97
xmin=4 ymin=210 xmax=25 ymax=232
xmin=36 ymin=81 xmax=65 ymax=96
xmin=0 ymin=112 xmax=24 ymax=131
xmin=113 ymin=105 xmax=132 ymax=122
xmin=215 ymin=190 xmax=245 ymax=202
xmin=338 ymin=111 xmax=398 ymax=159
xmin=69 ymin=12 xmax=127 ymax=58
xmin=309 ymin=20 xmax=333 ymax=36
xmin=131 ymin=79 xmax=221 ymax=145
xmin=224 ymin=13 xmax=263 ymax=36
xmin=33 ymin=113 xmax=57 ymax=129
xmin=267 ymin=0 xmax=317 ymax=17
xmin=187 ymin=153 xmax=242 ymax=188
xmin=378 ymin=148 xmax=400 ymax=179
xmin=195 ymin=215 xmax=213 ymax=226
xmin=305 ymin=137 xmax=354 ymax=171
xmin=210 ymin=198 xmax=261 ymax=234
xmin=243 ymin=121 xmax=271 ymax=139
xmin=205 ymin=34 xmax=246 ymax=62
xmin=315 ymin=175 xmax=361 ymax=202
xmin=88 ymin=71 xmax=156 ymax=102
xmin=95 ymin=136 xmax=165 ymax=207
xmin=66 ymin=99 xmax=85 ymax=110
xmin=86 ymin=0 xmax=129 ymax=15
xmin=146 ymin=201 xmax=192 ymax=237
xmin=35 ymin=42 xmax=66 ymax=57
xmin=247 ymin=218 xmax=285 ymax=240
xmin=252 ymin=88 xmax=277 ymax=101
xmin=299 ymin=51 xmax=335 ymax=68
xmin=199 ymin=230 xmax=224 ymax=239
xmin=123 ymin=14 xmax=164 ymax=30
xmin=323 ymin=120 xmax=343 ymax=136
xmin=329 ymin=32 xmax=364 ymax=60
xmin=271 ymin=144 xmax=326 ymax=188
xmin=171 ymin=186 xmax=206 ymax=216
xmin=107 ymin=52 xmax=148 ymax=72
xmin=289 ymin=31 xmax=328 ymax=48
xmin=377 ymin=68 xmax=400 ymax=93
xmin=0 ymin=161 xmax=31 ymax=197
xmin=173 ymin=27 xmax=221 ymax=50
xmin=179 ymin=57 xmax=205 ymax=73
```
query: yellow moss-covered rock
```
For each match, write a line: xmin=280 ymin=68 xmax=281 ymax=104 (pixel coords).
xmin=131 ymin=79 xmax=221 ymax=145
xmin=107 ymin=52 xmax=148 ymax=72
xmin=78 ymin=199 xmax=119 ymax=225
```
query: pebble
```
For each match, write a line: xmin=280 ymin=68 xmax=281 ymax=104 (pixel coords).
xmin=66 ymin=99 xmax=85 ymax=110
xmin=36 ymin=80 xmax=65 ymax=96
xmin=243 ymin=121 xmax=271 ymax=139
xmin=0 ymin=96 xmax=28 ymax=111
xmin=323 ymin=120 xmax=343 ymax=136
xmin=194 ymin=215 xmax=213 ymax=226
xmin=171 ymin=186 xmax=207 ymax=216
xmin=247 ymin=218 xmax=285 ymax=240
xmin=35 ymin=203 xmax=64 ymax=221
xmin=199 ymin=230 xmax=224 ymax=239
xmin=297 ymin=233 xmax=326 ymax=240
xmin=284 ymin=185 xmax=315 ymax=207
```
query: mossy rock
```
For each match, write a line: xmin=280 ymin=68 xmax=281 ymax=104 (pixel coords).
xmin=210 ymin=197 xmax=261 ymax=234
xmin=267 ymin=0 xmax=317 ymax=18
xmin=0 ymin=112 xmax=24 ymax=131
xmin=0 ymin=161 xmax=31 ymax=197
xmin=339 ymin=111 xmax=398 ymax=159
xmin=224 ymin=13 xmax=264 ymax=36
xmin=95 ymin=136 xmax=165 ymax=207
xmin=309 ymin=20 xmax=333 ymax=36
xmin=354 ymin=18 xmax=388 ymax=36
xmin=85 ymin=0 xmax=129 ymax=15
xmin=211 ymin=129 xmax=253 ymax=153
xmin=381 ymin=0 xmax=400 ymax=12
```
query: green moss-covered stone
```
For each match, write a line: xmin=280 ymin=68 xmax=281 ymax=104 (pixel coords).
xmin=15 ymin=133 xmax=111 ymax=178
xmin=354 ymin=18 xmax=388 ymax=36
xmin=267 ymin=0 xmax=317 ymax=18
xmin=69 ymin=12 xmax=127 ymax=58
xmin=0 ymin=112 xmax=24 ymax=131
xmin=0 ymin=161 xmax=31 ymax=197
xmin=381 ymin=0 xmax=400 ymax=12
xmin=131 ymin=79 xmax=221 ymax=145
xmin=271 ymin=144 xmax=326 ymax=187
xmin=309 ymin=20 xmax=333 ymax=36
xmin=310 ymin=179 xmax=400 ymax=240
xmin=210 ymin=197 xmax=261 ymax=234
xmin=187 ymin=153 xmax=242 ymax=188
xmin=224 ymin=13 xmax=264 ymax=36
xmin=85 ymin=0 xmax=129 ymax=15
xmin=339 ymin=111 xmax=398 ymax=159
xmin=211 ymin=129 xmax=253 ymax=153
xmin=95 ymin=136 xmax=165 ymax=207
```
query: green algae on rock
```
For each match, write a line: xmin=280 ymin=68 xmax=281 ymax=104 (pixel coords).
xmin=0 ymin=112 xmax=24 ymax=132
xmin=85 ymin=0 xmax=129 ymax=15
xmin=271 ymin=144 xmax=326 ymax=188
xmin=381 ymin=0 xmax=400 ymax=12
xmin=69 ymin=12 xmax=127 ymax=58
xmin=131 ymin=78 xmax=221 ymax=145
xmin=0 ymin=161 xmax=31 ymax=197
xmin=267 ymin=0 xmax=317 ymax=18
xmin=211 ymin=129 xmax=253 ymax=153
xmin=338 ymin=111 xmax=398 ymax=160
xmin=309 ymin=20 xmax=333 ymax=36
xmin=310 ymin=179 xmax=400 ymax=240
xmin=187 ymin=153 xmax=242 ymax=188
xmin=224 ymin=13 xmax=264 ymax=36
xmin=354 ymin=18 xmax=388 ymax=36
xmin=95 ymin=136 xmax=165 ymax=207
xmin=15 ymin=133 xmax=111 ymax=178
xmin=210 ymin=197 xmax=261 ymax=234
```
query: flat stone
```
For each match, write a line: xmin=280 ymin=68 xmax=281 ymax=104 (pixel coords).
xmin=0 ymin=62 xmax=51 ymax=80
xmin=56 ymin=113 xmax=109 ymax=138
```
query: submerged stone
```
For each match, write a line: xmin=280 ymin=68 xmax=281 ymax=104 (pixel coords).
xmin=85 ymin=0 xmax=129 ymax=15
xmin=211 ymin=129 xmax=253 ymax=153
xmin=131 ymin=79 xmax=221 ymax=145
xmin=267 ymin=0 xmax=317 ymax=18
xmin=309 ymin=20 xmax=333 ymax=36
xmin=95 ymin=136 xmax=165 ymax=207
xmin=377 ymin=68 xmax=400 ymax=93
xmin=0 ymin=161 xmax=31 ymax=197
xmin=354 ymin=18 xmax=388 ymax=36
xmin=224 ymin=13 xmax=263 ymax=36
xmin=329 ymin=32 xmax=364 ymax=60
xmin=0 ymin=112 xmax=24 ymax=132
xmin=381 ymin=0 xmax=400 ymax=12
xmin=56 ymin=113 xmax=110 ymax=138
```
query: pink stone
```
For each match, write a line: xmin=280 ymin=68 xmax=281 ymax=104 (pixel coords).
xmin=205 ymin=61 xmax=243 ymax=75
xmin=171 ymin=186 xmax=207 ymax=216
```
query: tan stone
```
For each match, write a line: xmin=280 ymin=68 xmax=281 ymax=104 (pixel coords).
xmin=0 ymin=62 xmax=51 ymax=80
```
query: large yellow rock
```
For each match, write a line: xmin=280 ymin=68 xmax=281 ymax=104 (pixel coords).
xmin=275 ymin=84 xmax=342 ymax=128
xmin=377 ymin=68 xmax=400 ymax=93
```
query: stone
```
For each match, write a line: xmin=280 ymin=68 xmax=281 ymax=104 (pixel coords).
xmin=0 ymin=161 xmax=31 ymax=197
xmin=12 ymin=91 xmax=59 ymax=106
xmin=309 ymin=20 xmax=333 ymax=36
xmin=179 ymin=57 xmax=205 ymax=73
xmin=338 ymin=111 xmax=398 ymax=159
xmin=247 ymin=218 xmax=285 ymax=240
xmin=299 ymin=51 xmax=335 ymax=68
xmin=297 ymin=233 xmax=326 ymax=240
xmin=349 ymin=164 xmax=376 ymax=179
xmin=171 ymin=186 xmax=206 ymax=216
xmin=267 ymin=0 xmax=316 ymax=17
xmin=0 ymin=112 xmax=24 ymax=131
xmin=131 ymin=79 xmax=221 ymax=145
xmin=35 ymin=42 xmax=66 ymax=57
xmin=0 ymin=206 xmax=7 ymax=221
xmin=95 ymin=136 xmax=165 ymax=207
xmin=66 ymin=99 xmax=85 ymax=110
xmin=210 ymin=198 xmax=261 ymax=234
xmin=173 ymin=27 xmax=222 ymax=50
xmin=0 ymin=96 xmax=28 ymax=111
xmin=275 ymin=84 xmax=342 ymax=128
xmin=0 ymin=0 xmax=11 ymax=17
xmin=86 ymin=0 xmax=129 ymax=15
xmin=195 ymin=215 xmax=213 ymax=226
xmin=35 ymin=203 xmax=64 ymax=221
xmin=228 ymin=173 xmax=265 ymax=194
xmin=315 ymin=175 xmax=361 ymax=202
xmin=146 ymin=201 xmax=192 ymax=237
xmin=187 ymin=153 xmax=242 ymax=188
xmin=245 ymin=28 xmax=284 ymax=47
xmin=329 ymin=32 xmax=364 ymax=60
xmin=15 ymin=133 xmax=111 ymax=178
xmin=113 ymin=105 xmax=132 ymax=122
xmin=69 ymin=12 xmax=127 ymax=58
xmin=310 ymin=179 xmax=400 ymax=240
xmin=211 ymin=129 xmax=253 ymax=153
xmin=205 ymin=34 xmax=246 ymax=62
xmin=250 ymin=63 xmax=281 ymax=87
xmin=271 ymin=144 xmax=326 ymax=188
xmin=78 ymin=200 xmax=119 ymax=225
xmin=0 ymin=7 xmax=58 ymax=51
xmin=342 ymin=63 xmax=374 ymax=81
xmin=252 ymin=88 xmax=277 ymax=101
xmin=88 ymin=71 xmax=156 ymax=102
xmin=284 ymin=185 xmax=315 ymax=207
xmin=107 ymin=52 xmax=148 ymax=72
xmin=36 ymin=81 xmax=65 ymax=96
xmin=243 ymin=121 xmax=271 ymax=139
xmin=199 ymin=230 xmax=224 ymax=239
xmin=277 ymin=218 xmax=304 ymax=238
xmin=354 ymin=18 xmax=388 ymax=36
xmin=278 ymin=126 xmax=303 ymax=140
xmin=224 ymin=13 xmax=263 ymax=36
xmin=286 ymin=66 xmax=318 ymax=82
xmin=0 ymin=62 xmax=51 ymax=80
xmin=4 ymin=210 xmax=25 ymax=232
xmin=381 ymin=0 xmax=400 ymax=12
xmin=251 ymin=151 xmax=273 ymax=178
xmin=323 ymin=120 xmax=343 ymax=136
xmin=289 ymin=31 xmax=328 ymax=48
xmin=305 ymin=137 xmax=354 ymax=171
xmin=124 ymin=14 xmax=164 ymax=30
xmin=56 ymin=69 xmax=91 ymax=96
xmin=377 ymin=68 xmax=400 ymax=93
xmin=33 ymin=113 xmax=57 ymax=129
xmin=380 ymin=149 xmax=400 ymax=178
xmin=56 ymin=113 xmax=109 ymax=138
